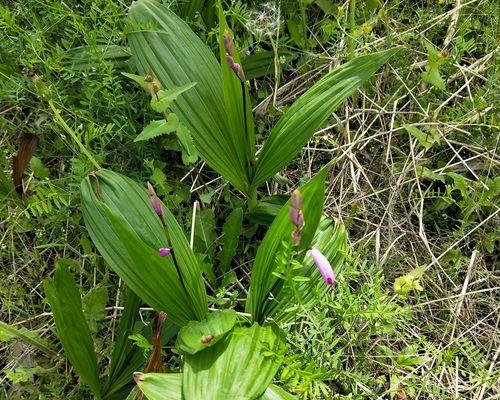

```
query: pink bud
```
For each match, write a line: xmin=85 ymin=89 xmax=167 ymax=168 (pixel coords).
xmin=224 ymin=55 xmax=245 ymax=82
xmin=158 ymin=247 xmax=171 ymax=257
xmin=309 ymin=248 xmax=334 ymax=285
xmin=147 ymin=182 xmax=163 ymax=218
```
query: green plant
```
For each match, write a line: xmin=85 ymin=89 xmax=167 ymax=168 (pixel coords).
xmin=126 ymin=0 xmax=398 ymax=209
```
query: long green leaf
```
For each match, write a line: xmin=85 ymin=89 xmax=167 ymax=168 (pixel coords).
xmin=252 ymin=48 xmax=399 ymax=186
xmin=81 ymin=169 xmax=207 ymax=326
xmin=183 ymin=323 xmax=287 ymax=400
xmin=103 ymin=289 xmax=145 ymax=399
xmin=128 ymin=0 xmax=249 ymax=192
xmin=218 ymin=3 xmax=255 ymax=176
xmin=246 ymin=165 xmax=331 ymax=323
xmin=44 ymin=260 xmax=101 ymax=398
xmin=0 ymin=321 xmax=57 ymax=356
xmin=217 ymin=207 xmax=243 ymax=273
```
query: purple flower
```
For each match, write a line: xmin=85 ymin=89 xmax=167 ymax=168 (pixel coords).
xmin=158 ymin=247 xmax=171 ymax=257
xmin=310 ymin=248 xmax=334 ymax=286
xmin=147 ymin=182 xmax=163 ymax=218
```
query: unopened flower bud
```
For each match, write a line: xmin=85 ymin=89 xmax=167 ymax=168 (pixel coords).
xmin=158 ymin=247 xmax=171 ymax=257
xmin=147 ymin=182 xmax=163 ymax=218
xmin=225 ymin=55 xmax=245 ymax=82
xmin=310 ymin=248 xmax=334 ymax=286
xmin=222 ymin=30 xmax=234 ymax=55
xmin=290 ymin=190 xmax=304 ymax=229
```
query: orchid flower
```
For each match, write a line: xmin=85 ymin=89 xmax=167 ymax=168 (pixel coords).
xmin=310 ymin=248 xmax=334 ymax=286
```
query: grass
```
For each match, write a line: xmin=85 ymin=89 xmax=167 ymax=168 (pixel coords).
xmin=1 ymin=0 xmax=499 ymax=398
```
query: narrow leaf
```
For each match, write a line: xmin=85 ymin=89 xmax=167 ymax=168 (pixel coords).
xmin=252 ymin=48 xmax=399 ymax=186
xmin=45 ymin=260 xmax=101 ymax=398
xmin=0 ymin=321 xmax=57 ymax=356
xmin=247 ymin=165 xmax=331 ymax=323
xmin=217 ymin=207 xmax=243 ymax=273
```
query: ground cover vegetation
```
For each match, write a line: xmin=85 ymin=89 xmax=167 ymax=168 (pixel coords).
xmin=0 ymin=0 xmax=498 ymax=399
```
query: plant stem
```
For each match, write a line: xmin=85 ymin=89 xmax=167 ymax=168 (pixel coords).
xmin=247 ymin=185 xmax=258 ymax=213
xmin=48 ymin=100 xmax=100 ymax=170
xmin=348 ymin=0 xmax=356 ymax=57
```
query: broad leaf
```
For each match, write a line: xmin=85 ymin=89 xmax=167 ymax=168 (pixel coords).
xmin=135 ymin=372 xmax=296 ymax=400
xmin=135 ymin=373 xmax=182 ymax=400
xmin=421 ymin=42 xmax=446 ymax=90
xmin=81 ymin=169 xmax=207 ymax=326
xmin=252 ymin=48 xmax=399 ymax=186
xmin=82 ymin=285 xmax=108 ymax=333
xmin=44 ymin=260 xmax=101 ymax=398
xmin=128 ymin=0 xmax=249 ymax=192
xmin=247 ymin=165 xmax=331 ymax=323
xmin=176 ymin=309 xmax=237 ymax=355
xmin=183 ymin=323 xmax=287 ymax=400
xmin=176 ymin=123 xmax=198 ymax=165
xmin=404 ymin=124 xmax=440 ymax=150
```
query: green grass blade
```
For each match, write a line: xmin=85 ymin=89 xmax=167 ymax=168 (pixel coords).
xmin=44 ymin=260 xmax=101 ymax=398
xmin=128 ymin=0 xmax=249 ymax=192
xmin=0 ymin=321 xmax=57 ymax=357
xmin=252 ymin=48 xmax=399 ymax=186
xmin=246 ymin=164 xmax=331 ymax=323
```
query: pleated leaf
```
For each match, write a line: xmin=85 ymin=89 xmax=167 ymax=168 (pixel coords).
xmin=246 ymin=164 xmax=331 ymax=323
xmin=176 ymin=309 xmax=237 ymax=355
xmin=183 ymin=323 xmax=287 ymax=400
xmin=44 ymin=260 xmax=101 ymax=398
xmin=252 ymin=48 xmax=399 ymax=186
xmin=81 ymin=169 xmax=207 ymax=326
xmin=135 ymin=373 xmax=295 ymax=400
xmin=135 ymin=373 xmax=183 ymax=400
xmin=128 ymin=0 xmax=249 ymax=192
